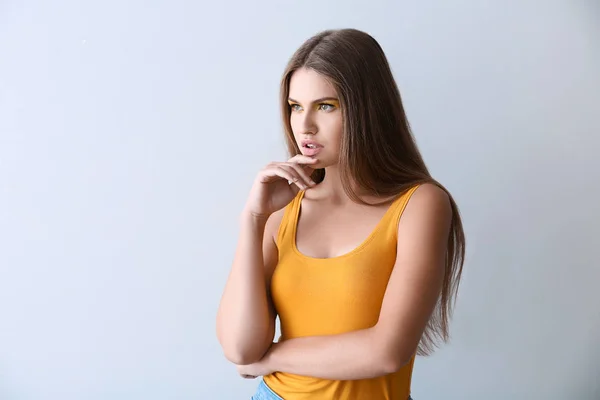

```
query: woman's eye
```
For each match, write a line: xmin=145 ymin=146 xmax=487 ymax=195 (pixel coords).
xmin=290 ymin=104 xmax=302 ymax=112
xmin=318 ymin=103 xmax=335 ymax=112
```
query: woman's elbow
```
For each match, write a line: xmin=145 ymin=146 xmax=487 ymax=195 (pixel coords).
xmin=223 ymin=348 xmax=260 ymax=365
xmin=378 ymin=345 xmax=415 ymax=375
xmin=381 ymin=355 xmax=412 ymax=375
xmin=220 ymin=340 xmax=270 ymax=365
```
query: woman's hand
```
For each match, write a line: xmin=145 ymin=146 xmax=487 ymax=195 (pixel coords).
xmin=243 ymin=155 xmax=318 ymax=219
xmin=236 ymin=342 xmax=279 ymax=379
xmin=236 ymin=360 xmax=274 ymax=379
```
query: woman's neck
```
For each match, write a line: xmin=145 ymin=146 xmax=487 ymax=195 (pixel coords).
xmin=309 ymin=165 xmax=367 ymax=204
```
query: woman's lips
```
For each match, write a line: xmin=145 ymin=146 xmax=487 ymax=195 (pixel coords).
xmin=300 ymin=140 xmax=323 ymax=157
xmin=301 ymin=146 xmax=322 ymax=156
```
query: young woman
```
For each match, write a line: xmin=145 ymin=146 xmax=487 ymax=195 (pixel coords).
xmin=216 ymin=28 xmax=466 ymax=400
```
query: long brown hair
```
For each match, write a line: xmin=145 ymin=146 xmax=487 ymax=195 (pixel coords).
xmin=279 ymin=28 xmax=466 ymax=356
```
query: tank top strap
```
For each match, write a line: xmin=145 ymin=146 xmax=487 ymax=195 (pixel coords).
xmin=379 ymin=184 xmax=422 ymax=239
xmin=276 ymin=190 xmax=305 ymax=250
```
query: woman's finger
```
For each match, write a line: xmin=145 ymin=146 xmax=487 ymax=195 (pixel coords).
xmin=279 ymin=164 xmax=313 ymax=187
xmin=287 ymin=155 xmax=319 ymax=183
xmin=288 ymin=154 xmax=319 ymax=168
xmin=265 ymin=165 xmax=308 ymax=190
xmin=283 ymin=162 xmax=316 ymax=186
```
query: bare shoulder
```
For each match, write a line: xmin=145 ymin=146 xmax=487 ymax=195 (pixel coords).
xmin=410 ymin=183 xmax=451 ymax=210
xmin=265 ymin=206 xmax=287 ymax=243
xmin=400 ymin=183 xmax=452 ymax=234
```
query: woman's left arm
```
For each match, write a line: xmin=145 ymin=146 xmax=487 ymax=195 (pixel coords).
xmin=238 ymin=184 xmax=453 ymax=381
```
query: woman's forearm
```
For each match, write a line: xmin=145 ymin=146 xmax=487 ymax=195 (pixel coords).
xmin=265 ymin=328 xmax=399 ymax=380
xmin=216 ymin=213 xmax=275 ymax=365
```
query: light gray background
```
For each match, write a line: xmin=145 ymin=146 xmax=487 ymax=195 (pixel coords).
xmin=1 ymin=1 xmax=599 ymax=399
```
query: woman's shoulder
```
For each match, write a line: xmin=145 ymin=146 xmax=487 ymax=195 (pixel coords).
xmin=407 ymin=182 xmax=449 ymax=204
xmin=264 ymin=192 xmax=303 ymax=243
xmin=383 ymin=182 xmax=449 ymax=207
xmin=265 ymin=207 xmax=287 ymax=239
xmin=399 ymin=183 xmax=452 ymax=230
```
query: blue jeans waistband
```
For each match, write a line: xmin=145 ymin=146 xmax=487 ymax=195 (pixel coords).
xmin=251 ymin=379 xmax=284 ymax=400
xmin=251 ymin=379 xmax=414 ymax=400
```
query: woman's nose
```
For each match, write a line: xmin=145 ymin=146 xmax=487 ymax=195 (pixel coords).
xmin=298 ymin=112 xmax=317 ymax=135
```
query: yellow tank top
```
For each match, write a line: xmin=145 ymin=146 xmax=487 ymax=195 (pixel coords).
xmin=263 ymin=185 xmax=421 ymax=400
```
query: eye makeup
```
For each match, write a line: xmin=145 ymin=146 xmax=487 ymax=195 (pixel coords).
xmin=288 ymin=97 xmax=340 ymax=112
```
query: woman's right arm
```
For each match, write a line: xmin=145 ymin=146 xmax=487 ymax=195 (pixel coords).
xmin=216 ymin=155 xmax=317 ymax=365
xmin=216 ymin=208 xmax=284 ymax=365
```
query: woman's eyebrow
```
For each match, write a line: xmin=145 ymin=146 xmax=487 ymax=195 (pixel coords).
xmin=288 ymin=97 xmax=339 ymax=104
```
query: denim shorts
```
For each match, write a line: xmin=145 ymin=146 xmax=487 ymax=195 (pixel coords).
xmin=251 ymin=379 xmax=414 ymax=399
xmin=251 ymin=379 xmax=283 ymax=400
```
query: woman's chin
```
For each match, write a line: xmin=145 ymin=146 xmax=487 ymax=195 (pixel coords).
xmin=313 ymin=159 xmax=336 ymax=169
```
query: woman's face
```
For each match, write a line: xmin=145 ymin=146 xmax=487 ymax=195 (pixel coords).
xmin=288 ymin=68 xmax=343 ymax=169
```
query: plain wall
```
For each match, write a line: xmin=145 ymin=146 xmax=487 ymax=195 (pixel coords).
xmin=1 ymin=0 xmax=599 ymax=399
